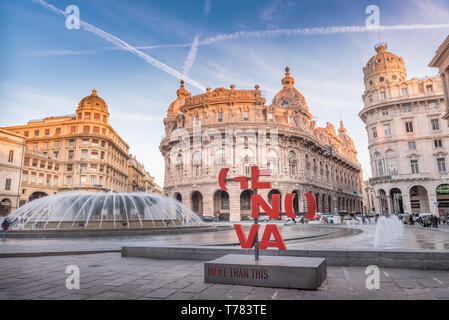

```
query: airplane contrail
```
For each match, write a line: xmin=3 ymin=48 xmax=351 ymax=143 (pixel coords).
xmin=183 ymin=35 xmax=200 ymax=77
xmin=32 ymin=0 xmax=206 ymax=91
xmin=135 ymin=23 xmax=449 ymax=50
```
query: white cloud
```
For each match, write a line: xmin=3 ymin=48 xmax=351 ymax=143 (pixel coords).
xmin=32 ymin=0 xmax=206 ymax=91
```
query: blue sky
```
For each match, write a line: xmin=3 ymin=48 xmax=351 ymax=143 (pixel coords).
xmin=1 ymin=0 xmax=449 ymax=186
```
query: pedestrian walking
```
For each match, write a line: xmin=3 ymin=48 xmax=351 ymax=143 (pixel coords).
xmin=1 ymin=218 xmax=10 ymax=239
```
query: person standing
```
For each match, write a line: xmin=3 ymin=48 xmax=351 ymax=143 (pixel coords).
xmin=1 ymin=218 xmax=10 ymax=239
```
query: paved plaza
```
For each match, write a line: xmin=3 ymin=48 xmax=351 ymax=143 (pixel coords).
xmin=1 ymin=253 xmax=448 ymax=300
xmin=2 ymin=224 xmax=449 ymax=256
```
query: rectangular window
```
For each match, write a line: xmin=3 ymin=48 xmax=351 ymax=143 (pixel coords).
xmin=70 ymin=126 xmax=76 ymax=133
xmin=54 ymin=164 xmax=59 ymax=171
xmin=46 ymin=174 xmax=51 ymax=184
xmin=382 ymin=109 xmax=388 ymax=116
xmin=32 ymin=159 xmax=38 ymax=167
xmin=81 ymin=149 xmax=88 ymax=159
xmin=437 ymin=158 xmax=447 ymax=172
xmin=53 ymin=151 xmax=59 ymax=159
xmin=47 ymin=163 xmax=52 ymax=170
xmin=434 ymin=139 xmax=443 ymax=148
xmin=93 ymin=126 xmax=100 ymax=134
xmin=103 ymin=115 xmax=106 ymax=122
xmin=38 ymin=174 xmax=44 ymax=184
xmin=54 ymin=141 xmax=60 ymax=147
xmin=100 ymin=165 xmax=104 ymax=172
xmin=403 ymin=105 xmax=411 ymax=112
xmin=85 ymin=112 xmax=91 ymax=120
xmin=90 ymin=176 xmax=97 ymax=185
xmin=5 ymin=179 xmax=11 ymax=191
xmin=45 ymin=129 xmax=50 ymax=136
xmin=94 ymin=113 xmax=100 ymax=120
xmin=82 ymin=139 xmax=89 ymax=145
xmin=30 ymin=173 xmax=36 ymax=183
xmin=83 ymin=126 xmax=90 ymax=133
xmin=369 ymin=95 xmax=373 ymax=102
xmin=44 ymin=142 xmax=49 ymax=148
xmin=401 ymin=87 xmax=408 ymax=96
xmin=69 ymin=139 xmax=75 ymax=147
xmin=66 ymin=176 xmax=72 ymax=185
xmin=53 ymin=176 xmax=59 ymax=185
xmin=33 ymin=143 xmax=38 ymax=150
xmin=408 ymin=141 xmax=416 ymax=150
xmin=218 ymin=113 xmax=223 ymax=122
xmin=80 ymin=175 xmax=87 ymax=185
xmin=243 ymin=112 xmax=249 ymax=120
xmin=405 ymin=121 xmax=413 ymax=133
xmin=411 ymin=160 xmax=419 ymax=174
xmin=431 ymin=119 xmax=440 ymax=131
xmin=22 ymin=171 xmax=28 ymax=181
xmin=99 ymin=176 xmax=103 ymax=185
xmin=55 ymin=128 xmax=61 ymax=135
xmin=383 ymin=124 xmax=391 ymax=136
xmin=380 ymin=91 xmax=387 ymax=99
xmin=24 ymin=131 xmax=29 ymax=137
xmin=100 ymin=151 xmax=105 ymax=160
xmin=372 ymin=127 xmax=377 ymax=138
xmin=67 ymin=164 xmax=73 ymax=171
xmin=92 ymin=139 xmax=99 ymax=146
xmin=102 ymin=128 xmax=106 ymax=135
xmin=34 ymin=130 xmax=39 ymax=137
xmin=91 ymin=150 xmax=98 ymax=159
xmin=68 ymin=150 xmax=74 ymax=159
xmin=426 ymin=85 xmax=433 ymax=93
xmin=91 ymin=164 xmax=97 ymax=171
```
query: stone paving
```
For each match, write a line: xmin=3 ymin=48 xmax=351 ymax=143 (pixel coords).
xmin=1 ymin=253 xmax=448 ymax=300
xmin=2 ymin=224 xmax=449 ymax=256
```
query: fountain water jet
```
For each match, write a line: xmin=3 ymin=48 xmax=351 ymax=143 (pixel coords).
xmin=374 ymin=215 xmax=404 ymax=248
xmin=7 ymin=191 xmax=204 ymax=231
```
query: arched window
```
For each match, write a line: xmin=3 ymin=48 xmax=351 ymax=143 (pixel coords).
xmin=8 ymin=150 xmax=14 ymax=163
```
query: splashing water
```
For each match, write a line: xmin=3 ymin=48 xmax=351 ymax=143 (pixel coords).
xmin=374 ymin=215 xmax=404 ymax=248
xmin=7 ymin=191 xmax=204 ymax=230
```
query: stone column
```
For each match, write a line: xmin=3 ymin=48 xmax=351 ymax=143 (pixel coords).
xmin=428 ymin=193 xmax=439 ymax=216
xmin=386 ymin=195 xmax=393 ymax=214
xmin=401 ymin=194 xmax=412 ymax=214
xmin=375 ymin=195 xmax=381 ymax=215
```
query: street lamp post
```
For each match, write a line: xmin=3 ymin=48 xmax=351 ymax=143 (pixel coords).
xmin=329 ymin=144 xmax=339 ymax=215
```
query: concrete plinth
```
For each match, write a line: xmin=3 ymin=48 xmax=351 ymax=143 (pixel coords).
xmin=204 ymin=254 xmax=327 ymax=289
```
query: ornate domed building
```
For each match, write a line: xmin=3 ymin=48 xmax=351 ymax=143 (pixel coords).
xmin=3 ymin=90 xmax=130 ymax=204
xmin=359 ymin=43 xmax=449 ymax=216
xmin=160 ymin=67 xmax=363 ymax=221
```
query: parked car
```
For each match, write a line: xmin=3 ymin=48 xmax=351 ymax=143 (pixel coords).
xmin=201 ymin=216 xmax=218 ymax=223
xmin=249 ymin=216 xmax=269 ymax=223
xmin=284 ymin=216 xmax=304 ymax=225
xmin=321 ymin=214 xmax=341 ymax=224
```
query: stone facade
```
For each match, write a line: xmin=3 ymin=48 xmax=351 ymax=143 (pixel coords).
xmin=160 ymin=68 xmax=363 ymax=221
xmin=0 ymin=129 xmax=26 ymax=215
xmin=359 ymin=43 xmax=449 ymax=216
xmin=3 ymin=90 xmax=130 ymax=204
xmin=429 ymin=35 xmax=449 ymax=126
xmin=127 ymin=155 xmax=146 ymax=192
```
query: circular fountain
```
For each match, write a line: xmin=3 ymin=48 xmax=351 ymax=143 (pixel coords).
xmin=7 ymin=191 xmax=205 ymax=235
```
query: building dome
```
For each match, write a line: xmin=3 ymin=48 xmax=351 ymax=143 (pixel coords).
xmin=168 ymin=80 xmax=191 ymax=114
xmin=338 ymin=120 xmax=357 ymax=157
xmin=272 ymin=67 xmax=310 ymax=116
xmin=363 ymin=43 xmax=407 ymax=88
xmin=78 ymin=89 xmax=108 ymax=111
